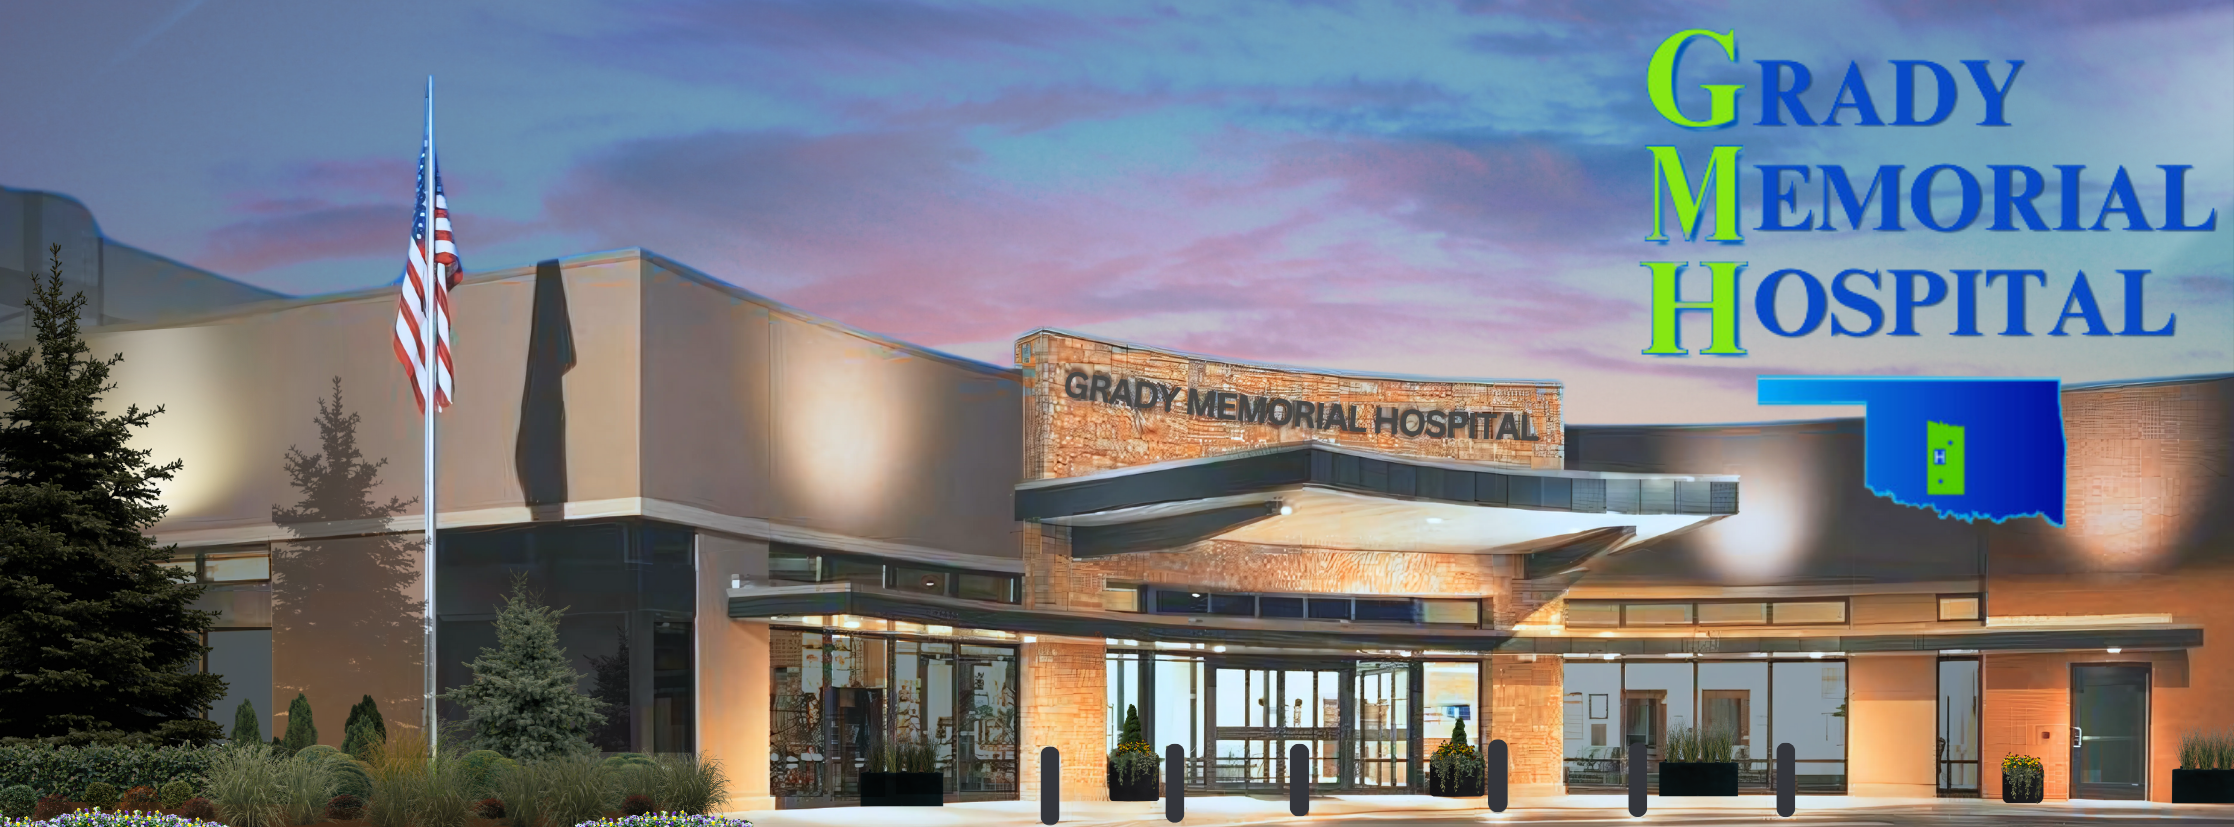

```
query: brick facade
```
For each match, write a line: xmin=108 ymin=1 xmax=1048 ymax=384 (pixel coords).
xmin=1016 ymin=331 xmax=1563 ymax=481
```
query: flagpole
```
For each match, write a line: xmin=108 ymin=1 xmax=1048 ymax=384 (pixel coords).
xmin=421 ymin=74 xmax=441 ymax=755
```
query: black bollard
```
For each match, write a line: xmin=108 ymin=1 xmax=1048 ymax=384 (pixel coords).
xmin=1040 ymin=746 xmax=1059 ymax=825
xmin=1166 ymin=744 xmax=1185 ymax=823
xmin=1486 ymin=739 xmax=1509 ymax=813
xmin=1627 ymin=741 xmax=1647 ymax=817
xmin=1289 ymin=744 xmax=1310 ymax=816
xmin=1776 ymin=743 xmax=1796 ymax=817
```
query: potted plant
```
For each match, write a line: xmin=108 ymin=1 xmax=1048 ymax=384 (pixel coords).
xmin=2174 ymin=730 xmax=2234 ymax=804
xmin=1657 ymin=725 xmax=1739 ymax=796
xmin=2001 ymin=754 xmax=2044 ymax=803
xmin=1426 ymin=721 xmax=1485 ymax=797
xmin=861 ymin=738 xmax=943 ymax=806
xmin=1109 ymin=705 xmax=1160 ymax=801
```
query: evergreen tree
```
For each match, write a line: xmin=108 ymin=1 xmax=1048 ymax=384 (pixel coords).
xmin=280 ymin=693 xmax=317 ymax=753
xmin=342 ymin=695 xmax=387 ymax=757
xmin=1449 ymin=718 xmax=1468 ymax=748
xmin=441 ymin=575 xmax=602 ymax=760
xmin=231 ymin=699 xmax=262 ymax=745
xmin=1120 ymin=704 xmax=1145 ymax=745
xmin=0 ymin=245 xmax=224 ymax=743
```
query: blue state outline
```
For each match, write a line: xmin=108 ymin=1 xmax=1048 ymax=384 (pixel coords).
xmin=1756 ymin=375 xmax=2067 ymax=527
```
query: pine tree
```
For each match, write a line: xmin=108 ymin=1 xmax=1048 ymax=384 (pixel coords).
xmin=231 ymin=699 xmax=262 ymax=745
xmin=342 ymin=695 xmax=387 ymax=757
xmin=0 ymin=245 xmax=224 ymax=743
xmin=441 ymin=575 xmax=603 ymax=760
xmin=280 ymin=693 xmax=317 ymax=753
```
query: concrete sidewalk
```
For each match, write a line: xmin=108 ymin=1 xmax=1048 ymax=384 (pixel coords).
xmin=727 ymin=794 xmax=2230 ymax=826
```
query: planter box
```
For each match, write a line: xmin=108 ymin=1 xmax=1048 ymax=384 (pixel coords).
xmin=2173 ymin=769 xmax=2234 ymax=804
xmin=860 ymin=772 xmax=943 ymax=806
xmin=1108 ymin=762 xmax=1159 ymax=801
xmin=1657 ymin=762 xmax=1738 ymax=796
xmin=2001 ymin=777 xmax=2044 ymax=804
xmin=1426 ymin=766 xmax=1483 ymax=797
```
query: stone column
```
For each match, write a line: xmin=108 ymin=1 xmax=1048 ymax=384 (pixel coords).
xmin=1020 ymin=640 xmax=1109 ymax=802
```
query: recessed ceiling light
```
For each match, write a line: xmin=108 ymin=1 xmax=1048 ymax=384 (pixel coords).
xmin=1426 ymin=517 xmax=1444 ymax=524
xmin=1212 ymin=645 xmax=1227 ymax=653
xmin=2107 ymin=647 xmax=2122 ymax=654
xmin=1600 ymin=653 xmax=1618 ymax=660
xmin=1279 ymin=505 xmax=1293 ymax=515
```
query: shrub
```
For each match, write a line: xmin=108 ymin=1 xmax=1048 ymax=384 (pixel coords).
xmin=121 ymin=786 xmax=161 ymax=811
xmin=159 ymin=781 xmax=195 ymax=810
xmin=295 ymin=746 xmax=344 ymax=766
xmin=1108 ymin=705 xmax=1156 ymax=785
xmin=177 ymin=799 xmax=218 ymax=822
xmin=0 ymin=744 xmax=220 ymax=794
xmin=649 ymin=755 xmax=727 ymax=817
xmin=457 ymin=752 xmax=511 ymax=799
xmin=233 ymin=701 xmax=265 ymax=747
xmin=324 ymin=794 xmax=364 ymax=821
xmin=80 ymin=783 xmax=120 ymax=811
xmin=495 ymin=757 xmax=610 ymax=827
xmin=474 ymin=799 xmax=505 ymax=819
xmin=341 ymin=699 xmax=386 ymax=761
xmin=620 ymin=796 xmax=654 ymax=818
xmin=329 ymin=761 xmax=373 ymax=803
xmin=1428 ymin=720 xmax=1483 ymax=790
xmin=362 ymin=729 xmax=473 ymax=827
xmin=609 ymin=766 xmax=657 ymax=812
xmin=0 ymin=786 xmax=34 ymax=818
xmin=277 ymin=751 xmax=340 ymax=826
xmin=34 ymin=794 xmax=79 ymax=821
xmin=280 ymin=696 xmax=319 ymax=757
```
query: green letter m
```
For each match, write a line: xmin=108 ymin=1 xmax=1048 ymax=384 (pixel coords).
xmin=1647 ymin=145 xmax=1743 ymax=243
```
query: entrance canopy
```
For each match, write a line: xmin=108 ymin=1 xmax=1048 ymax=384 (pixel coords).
xmin=1017 ymin=442 xmax=1738 ymax=564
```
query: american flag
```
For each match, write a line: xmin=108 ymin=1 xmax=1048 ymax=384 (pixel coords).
xmin=392 ymin=134 xmax=461 ymax=413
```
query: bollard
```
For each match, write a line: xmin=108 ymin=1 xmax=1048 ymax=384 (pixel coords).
xmin=1040 ymin=746 xmax=1059 ymax=825
xmin=1776 ymin=743 xmax=1795 ymax=817
xmin=1289 ymin=744 xmax=1310 ymax=816
xmin=1166 ymin=744 xmax=1185 ymax=823
xmin=1627 ymin=741 xmax=1646 ymax=817
xmin=1486 ymin=739 xmax=1509 ymax=812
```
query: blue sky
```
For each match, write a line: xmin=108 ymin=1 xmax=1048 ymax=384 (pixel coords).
xmin=5 ymin=0 xmax=2228 ymax=423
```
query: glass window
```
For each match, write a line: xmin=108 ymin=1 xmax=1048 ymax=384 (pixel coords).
xmin=894 ymin=567 xmax=948 ymax=596
xmin=1307 ymin=598 xmax=1352 ymax=620
xmin=1566 ymin=601 xmax=1620 ymax=627
xmin=1258 ymin=596 xmax=1305 ymax=618
xmin=1355 ymin=599 xmax=1415 ymax=623
xmin=1938 ymin=596 xmax=1981 ymax=621
xmin=1624 ymin=603 xmax=1694 ymax=626
xmin=960 ymin=573 xmax=1016 ymax=604
xmin=1697 ymin=602 xmax=1768 ymax=625
xmin=1422 ymin=599 xmax=1481 ymax=626
xmin=1208 ymin=594 xmax=1255 ymax=616
xmin=1773 ymin=601 xmax=1848 ymax=624
xmin=1773 ymin=660 xmax=1847 ymax=792
xmin=1156 ymin=590 xmax=1210 ymax=614
xmin=1423 ymin=662 xmax=1479 ymax=756
xmin=203 ymin=629 xmax=272 ymax=741
xmin=1938 ymin=659 xmax=1981 ymax=793
xmin=1561 ymin=662 xmax=1622 ymax=788
xmin=824 ymin=557 xmax=884 ymax=589
xmin=1107 ymin=652 xmax=1142 ymax=751
xmin=1698 ymin=661 xmax=1769 ymax=781
xmin=1622 ymin=662 xmax=1695 ymax=758
xmin=1102 ymin=586 xmax=1139 ymax=612
xmin=770 ymin=550 xmax=817 ymax=582
xmin=205 ymin=554 xmax=271 ymax=582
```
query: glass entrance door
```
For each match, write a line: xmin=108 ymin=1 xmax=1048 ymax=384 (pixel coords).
xmin=1353 ymin=662 xmax=1410 ymax=789
xmin=1211 ymin=663 xmax=1343 ymax=791
xmin=2071 ymin=664 xmax=2149 ymax=800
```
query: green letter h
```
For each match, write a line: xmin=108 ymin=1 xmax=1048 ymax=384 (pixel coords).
xmin=1642 ymin=261 xmax=1747 ymax=356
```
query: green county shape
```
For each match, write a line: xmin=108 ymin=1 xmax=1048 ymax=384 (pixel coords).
xmin=1928 ymin=421 xmax=1965 ymax=496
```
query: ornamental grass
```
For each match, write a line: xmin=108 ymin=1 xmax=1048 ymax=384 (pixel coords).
xmin=2179 ymin=731 xmax=2234 ymax=770
xmin=571 ymin=816 xmax=753 ymax=827
xmin=1662 ymin=726 xmax=1738 ymax=763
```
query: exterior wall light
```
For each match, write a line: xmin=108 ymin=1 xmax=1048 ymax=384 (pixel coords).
xmin=1280 ymin=505 xmax=1293 ymax=515
xmin=844 ymin=620 xmax=862 ymax=629
xmin=1023 ymin=636 xmax=1037 ymax=643
xmin=1808 ymin=651 xmax=1825 ymax=659
xmin=2107 ymin=647 xmax=2122 ymax=654
xmin=729 ymin=575 xmax=741 ymax=589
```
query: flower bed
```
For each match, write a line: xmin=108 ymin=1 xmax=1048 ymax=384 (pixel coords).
xmin=574 ymin=816 xmax=755 ymax=827
xmin=3 ymin=811 xmax=224 ymax=827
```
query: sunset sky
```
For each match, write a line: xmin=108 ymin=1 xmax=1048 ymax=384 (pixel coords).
xmin=5 ymin=0 xmax=2228 ymax=423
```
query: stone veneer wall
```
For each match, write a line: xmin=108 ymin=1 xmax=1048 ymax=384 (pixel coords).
xmin=1019 ymin=641 xmax=1110 ymax=801
xmin=1489 ymin=655 xmax=1565 ymax=791
xmin=1016 ymin=331 xmax=1564 ymax=481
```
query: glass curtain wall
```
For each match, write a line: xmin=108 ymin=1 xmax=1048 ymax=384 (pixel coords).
xmin=1938 ymin=658 xmax=1981 ymax=796
xmin=1562 ymin=659 xmax=1848 ymax=793
xmin=1421 ymin=662 xmax=1479 ymax=756
xmin=769 ymin=628 xmax=1018 ymax=806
